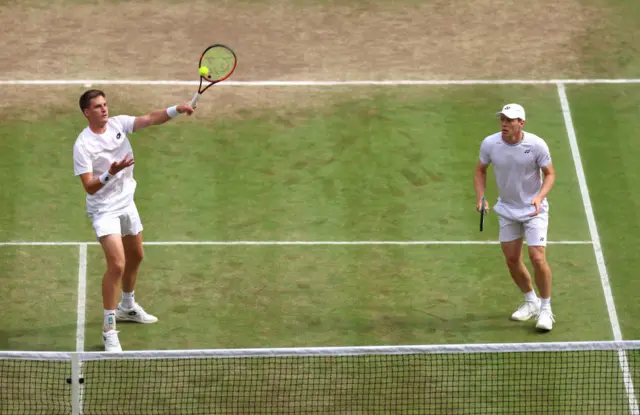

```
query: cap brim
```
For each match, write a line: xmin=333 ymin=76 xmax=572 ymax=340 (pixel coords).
xmin=496 ymin=111 xmax=523 ymax=120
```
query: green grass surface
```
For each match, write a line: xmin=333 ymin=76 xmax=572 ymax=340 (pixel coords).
xmin=0 ymin=84 xmax=627 ymax=348
xmin=565 ymin=84 xmax=640 ymax=340
xmin=3 ymin=84 xmax=636 ymax=413
xmin=581 ymin=0 xmax=640 ymax=78
xmin=0 ymin=86 xmax=590 ymax=243
xmin=0 ymin=247 xmax=79 ymax=351
xmin=82 ymin=244 xmax=612 ymax=352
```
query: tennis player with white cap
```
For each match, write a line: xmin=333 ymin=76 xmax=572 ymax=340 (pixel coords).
xmin=474 ymin=103 xmax=557 ymax=331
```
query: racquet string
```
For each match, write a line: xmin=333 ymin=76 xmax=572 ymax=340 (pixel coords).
xmin=202 ymin=46 xmax=235 ymax=80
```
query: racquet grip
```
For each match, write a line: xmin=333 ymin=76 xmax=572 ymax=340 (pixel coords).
xmin=191 ymin=92 xmax=201 ymax=108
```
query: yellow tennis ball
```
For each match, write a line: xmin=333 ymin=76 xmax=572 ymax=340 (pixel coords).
xmin=199 ymin=66 xmax=209 ymax=77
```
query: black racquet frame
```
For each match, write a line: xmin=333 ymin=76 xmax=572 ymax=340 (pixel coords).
xmin=480 ymin=196 xmax=486 ymax=232
xmin=191 ymin=44 xmax=237 ymax=107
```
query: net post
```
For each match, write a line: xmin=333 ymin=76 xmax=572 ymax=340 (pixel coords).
xmin=71 ymin=352 xmax=81 ymax=415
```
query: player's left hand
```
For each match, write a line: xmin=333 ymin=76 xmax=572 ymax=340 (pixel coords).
xmin=177 ymin=104 xmax=196 ymax=116
xmin=529 ymin=197 xmax=542 ymax=216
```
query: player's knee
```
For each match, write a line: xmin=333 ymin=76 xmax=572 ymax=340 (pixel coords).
xmin=132 ymin=249 xmax=144 ymax=265
xmin=126 ymin=246 xmax=144 ymax=265
xmin=106 ymin=258 xmax=126 ymax=278
xmin=505 ymin=257 xmax=521 ymax=268
xmin=504 ymin=253 xmax=522 ymax=267
xmin=528 ymin=248 xmax=547 ymax=268
xmin=500 ymin=238 xmax=524 ymax=267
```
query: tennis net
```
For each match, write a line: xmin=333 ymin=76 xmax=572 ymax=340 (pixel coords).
xmin=2 ymin=340 xmax=639 ymax=414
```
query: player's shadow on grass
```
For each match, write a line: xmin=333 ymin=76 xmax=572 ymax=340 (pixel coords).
xmin=418 ymin=311 xmax=549 ymax=335
xmin=0 ymin=324 xmax=78 ymax=350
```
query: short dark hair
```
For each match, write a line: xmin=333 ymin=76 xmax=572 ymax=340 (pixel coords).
xmin=79 ymin=89 xmax=106 ymax=112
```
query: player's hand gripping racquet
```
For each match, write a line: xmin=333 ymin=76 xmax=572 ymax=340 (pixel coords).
xmin=479 ymin=196 xmax=486 ymax=232
xmin=191 ymin=44 xmax=238 ymax=108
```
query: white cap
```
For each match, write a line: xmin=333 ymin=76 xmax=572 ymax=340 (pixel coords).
xmin=496 ymin=103 xmax=525 ymax=120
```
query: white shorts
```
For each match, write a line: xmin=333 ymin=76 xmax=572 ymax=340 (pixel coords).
xmin=88 ymin=202 xmax=143 ymax=240
xmin=498 ymin=212 xmax=549 ymax=247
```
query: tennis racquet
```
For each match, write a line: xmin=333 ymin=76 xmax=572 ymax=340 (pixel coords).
xmin=191 ymin=44 xmax=238 ymax=108
xmin=479 ymin=196 xmax=486 ymax=232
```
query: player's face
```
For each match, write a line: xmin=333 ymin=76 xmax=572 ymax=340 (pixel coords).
xmin=84 ymin=96 xmax=109 ymax=124
xmin=500 ymin=114 xmax=524 ymax=139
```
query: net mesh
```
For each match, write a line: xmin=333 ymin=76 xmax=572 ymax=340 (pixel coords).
xmin=0 ymin=359 xmax=71 ymax=415
xmin=2 ymin=342 xmax=639 ymax=415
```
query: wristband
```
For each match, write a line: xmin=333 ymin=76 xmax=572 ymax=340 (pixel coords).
xmin=167 ymin=105 xmax=180 ymax=118
xmin=99 ymin=171 xmax=113 ymax=184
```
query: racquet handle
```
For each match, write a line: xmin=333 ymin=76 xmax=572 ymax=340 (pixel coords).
xmin=191 ymin=92 xmax=201 ymax=108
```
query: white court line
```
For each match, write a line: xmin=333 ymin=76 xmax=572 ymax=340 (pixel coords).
xmin=557 ymin=83 xmax=639 ymax=414
xmin=72 ymin=243 xmax=87 ymax=415
xmin=0 ymin=240 xmax=593 ymax=246
xmin=557 ymin=84 xmax=624 ymax=340
xmin=76 ymin=244 xmax=87 ymax=352
xmin=1 ymin=78 xmax=640 ymax=86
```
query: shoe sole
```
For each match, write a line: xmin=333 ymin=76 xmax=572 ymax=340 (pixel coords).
xmin=511 ymin=313 xmax=540 ymax=322
xmin=116 ymin=314 xmax=158 ymax=324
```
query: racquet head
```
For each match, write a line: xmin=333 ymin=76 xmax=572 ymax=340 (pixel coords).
xmin=480 ymin=196 xmax=486 ymax=232
xmin=191 ymin=44 xmax=237 ymax=107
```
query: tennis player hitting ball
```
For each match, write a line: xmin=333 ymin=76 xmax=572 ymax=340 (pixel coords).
xmin=73 ymin=89 xmax=195 ymax=352
xmin=474 ymin=103 xmax=557 ymax=331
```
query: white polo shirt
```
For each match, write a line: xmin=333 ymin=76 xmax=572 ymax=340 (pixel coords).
xmin=479 ymin=131 xmax=552 ymax=220
xmin=73 ymin=115 xmax=137 ymax=217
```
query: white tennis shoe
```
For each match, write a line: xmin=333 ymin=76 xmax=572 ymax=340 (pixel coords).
xmin=116 ymin=303 xmax=158 ymax=324
xmin=536 ymin=308 xmax=555 ymax=331
xmin=511 ymin=299 xmax=541 ymax=321
xmin=102 ymin=330 xmax=122 ymax=352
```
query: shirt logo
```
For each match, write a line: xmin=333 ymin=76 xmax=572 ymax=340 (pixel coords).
xmin=524 ymin=149 xmax=531 ymax=153
xmin=116 ymin=133 xmax=121 ymax=139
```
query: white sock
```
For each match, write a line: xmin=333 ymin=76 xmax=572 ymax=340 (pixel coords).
xmin=540 ymin=297 xmax=551 ymax=310
xmin=121 ymin=291 xmax=135 ymax=309
xmin=104 ymin=310 xmax=116 ymax=332
xmin=524 ymin=290 xmax=538 ymax=303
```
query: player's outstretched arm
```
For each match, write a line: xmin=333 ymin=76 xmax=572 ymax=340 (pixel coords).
xmin=132 ymin=103 xmax=195 ymax=132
